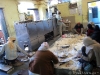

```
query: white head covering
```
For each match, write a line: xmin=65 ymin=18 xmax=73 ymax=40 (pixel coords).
xmin=83 ymin=37 xmax=97 ymax=46
xmin=83 ymin=37 xmax=97 ymax=54
xmin=38 ymin=42 xmax=49 ymax=51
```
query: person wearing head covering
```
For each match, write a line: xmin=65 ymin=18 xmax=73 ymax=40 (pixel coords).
xmin=90 ymin=22 xmax=95 ymax=28
xmin=77 ymin=37 xmax=100 ymax=72
xmin=0 ymin=37 xmax=29 ymax=65
xmin=87 ymin=24 xmax=94 ymax=36
xmin=83 ymin=37 xmax=100 ymax=67
xmin=29 ymin=42 xmax=58 ymax=75
xmin=56 ymin=11 xmax=66 ymax=36
xmin=74 ymin=22 xmax=84 ymax=35
xmin=91 ymin=25 xmax=100 ymax=43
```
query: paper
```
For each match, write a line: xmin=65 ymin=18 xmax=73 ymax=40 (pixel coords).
xmin=69 ymin=8 xmax=77 ymax=14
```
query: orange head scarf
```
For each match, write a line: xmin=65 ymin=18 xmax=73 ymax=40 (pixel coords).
xmin=7 ymin=37 xmax=16 ymax=50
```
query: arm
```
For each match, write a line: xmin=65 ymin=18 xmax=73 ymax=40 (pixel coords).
xmin=0 ymin=45 xmax=5 ymax=56
xmin=74 ymin=29 xmax=79 ymax=34
xmin=50 ymin=52 xmax=58 ymax=64
xmin=74 ymin=25 xmax=79 ymax=34
xmin=81 ymin=49 xmax=94 ymax=62
xmin=81 ymin=28 xmax=83 ymax=34
xmin=81 ymin=24 xmax=84 ymax=34
xmin=17 ymin=44 xmax=28 ymax=55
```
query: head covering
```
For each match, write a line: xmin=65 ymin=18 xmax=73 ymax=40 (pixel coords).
xmin=83 ymin=37 xmax=96 ymax=46
xmin=7 ymin=37 xmax=16 ymax=50
xmin=87 ymin=24 xmax=94 ymax=30
xmin=38 ymin=42 xmax=49 ymax=51
xmin=94 ymin=25 xmax=100 ymax=31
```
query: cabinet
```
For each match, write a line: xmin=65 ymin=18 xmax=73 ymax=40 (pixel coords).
xmin=64 ymin=22 xmax=71 ymax=32
xmin=14 ymin=19 xmax=59 ymax=51
xmin=15 ymin=22 xmax=45 ymax=51
xmin=52 ymin=18 xmax=59 ymax=37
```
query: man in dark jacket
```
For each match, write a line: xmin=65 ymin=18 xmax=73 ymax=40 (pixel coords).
xmin=91 ymin=25 xmax=100 ymax=43
xmin=74 ymin=22 xmax=84 ymax=35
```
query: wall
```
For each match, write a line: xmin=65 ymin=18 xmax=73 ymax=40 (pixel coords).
xmin=0 ymin=0 xmax=40 ymax=37
xmin=0 ymin=0 xmax=19 ymax=37
xmin=82 ymin=0 xmax=95 ymax=22
xmin=0 ymin=0 xmax=96 ymax=37
xmin=38 ymin=1 xmax=47 ymax=20
xmin=17 ymin=0 xmax=47 ymax=20
xmin=56 ymin=0 xmax=96 ymax=29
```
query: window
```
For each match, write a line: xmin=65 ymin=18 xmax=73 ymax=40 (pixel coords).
xmin=92 ymin=7 xmax=98 ymax=18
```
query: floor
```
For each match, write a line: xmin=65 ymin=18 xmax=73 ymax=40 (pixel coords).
xmin=0 ymin=35 xmax=60 ymax=75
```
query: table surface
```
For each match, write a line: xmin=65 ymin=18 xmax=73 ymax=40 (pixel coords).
xmin=49 ymin=34 xmax=86 ymax=71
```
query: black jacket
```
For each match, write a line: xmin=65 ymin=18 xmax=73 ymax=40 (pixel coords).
xmin=91 ymin=31 xmax=100 ymax=43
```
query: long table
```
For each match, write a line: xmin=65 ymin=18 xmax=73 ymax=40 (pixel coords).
xmin=49 ymin=34 xmax=86 ymax=75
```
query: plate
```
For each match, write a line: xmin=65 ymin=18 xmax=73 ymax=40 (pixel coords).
xmin=58 ymin=55 xmax=67 ymax=58
xmin=59 ymin=59 xmax=67 ymax=62
xmin=62 ymin=45 xmax=70 ymax=48
xmin=21 ymin=57 xmax=29 ymax=62
xmin=58 ymin=53 xmax=67 ymax=58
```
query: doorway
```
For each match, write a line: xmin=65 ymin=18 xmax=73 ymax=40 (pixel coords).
xmin=88 ymin=1 xmax=100 ymax=26
xmin=27 ymin=8 xmax=40 ymax=21
xmin=0 ymin=8 xmax=9 ymax=44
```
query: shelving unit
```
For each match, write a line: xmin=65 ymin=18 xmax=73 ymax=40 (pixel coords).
xmin=64 ymin=22 xmax=71 ymax=32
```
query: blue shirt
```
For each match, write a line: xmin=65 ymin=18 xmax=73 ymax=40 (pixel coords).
xmin=0 ymin=43 xmax=28 ymax=60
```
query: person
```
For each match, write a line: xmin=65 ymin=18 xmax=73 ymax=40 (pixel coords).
xmin=91 ymin=25 xmax=100 ymax=43
xmin=0 ymin=37 xmax=30 ymax=66
xmin=79 ymin=37 xmax=100 ymax=72
xmin=78 ymin=46 xmax=89 ymax=71
xmin=74 ymin=22 xmax=84 ymax=35
xmin=87 ymin=24 xmax=94 ymax=36
xmin=90 ymin=22 xmax=95 ymax=28
xmin=56 ymin=11 xmax=66 ymax=36
xmin=29 ymin=42 xmax=58 ymax=75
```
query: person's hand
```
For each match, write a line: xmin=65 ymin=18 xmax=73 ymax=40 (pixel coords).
xmin=77 ymin=32 xmax=79 ymax=35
